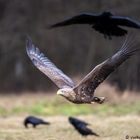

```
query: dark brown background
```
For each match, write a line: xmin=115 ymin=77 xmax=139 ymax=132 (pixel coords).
xmin=0 ymin=0 xmax=140 ymax=92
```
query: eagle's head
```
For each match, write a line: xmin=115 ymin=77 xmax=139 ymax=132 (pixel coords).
xmin=57 ymin=88 xmax=76 ymax=102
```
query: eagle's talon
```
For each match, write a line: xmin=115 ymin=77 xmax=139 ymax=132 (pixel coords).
xmin=93 ymin=97 xmax=106 ymax=104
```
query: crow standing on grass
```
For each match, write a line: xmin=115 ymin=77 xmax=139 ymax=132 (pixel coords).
xmin=24 ymin=116 xmax=50 ymax=128
xmin=49 ymin=11 xmax=140 ymax=39
xmin=69 ymin=117 xmax=99 ymax=137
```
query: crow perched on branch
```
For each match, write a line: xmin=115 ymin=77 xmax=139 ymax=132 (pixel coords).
xmin=24 ymin=116 xmax=50 ymax=128
xmin=69 ymin=117 xmax=99 ymax=137
xmin=49 ymin=11 xmax=140 ymax=39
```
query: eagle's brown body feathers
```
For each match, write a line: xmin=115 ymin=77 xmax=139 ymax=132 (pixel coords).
xmin=26 ymin=35 xmax=139 ymax=104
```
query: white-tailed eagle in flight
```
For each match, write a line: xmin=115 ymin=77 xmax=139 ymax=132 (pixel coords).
xmin=26 ymin=35 xmax=139 ymax=104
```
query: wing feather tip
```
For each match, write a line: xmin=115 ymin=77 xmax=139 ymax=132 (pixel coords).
xmin=26 ymin=36 xmax=34 ymax=55
xmin=26 ymin=36 xmax=40 ymax=59
xmin=120 ymin=33 xmax=140 ymax=57
xmin=26 ymin=37 xmax=45 ymax=64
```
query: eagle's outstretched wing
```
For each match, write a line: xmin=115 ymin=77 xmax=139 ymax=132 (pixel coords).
xmin=111 ymin=16 xmax=140 ymax=28
xmin=26 ymin=37 xmax=75 ymax=89
xmin=49 ymin=13 xmax=98 ymax=28
xmin=74 ymin=34 xmax=139 ymax=95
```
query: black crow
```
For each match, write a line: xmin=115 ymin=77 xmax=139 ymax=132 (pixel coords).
xmin=24 ymin=116 xmax=50 ymax=128
xmin=68 ymin=117 xmax=99 ymax=136
xmin=49 ymin=11 xmax=140 ymax=39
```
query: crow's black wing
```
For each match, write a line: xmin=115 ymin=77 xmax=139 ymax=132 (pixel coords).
xmin=49 ymin=13 xmax=99 ymax=28
xmin=69 ymin=117 xmax=89 ymax=126
xmin=93 ymin=25 xmax=127 ymax=37
xmin=80 ymin=125 xmax=99 ymax=136
xmin=111 ymin=16 xmax=140 ymax=28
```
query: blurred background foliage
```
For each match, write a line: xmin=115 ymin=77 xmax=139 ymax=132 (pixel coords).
xmin=0 ymin=0 xmax=140 ymax=92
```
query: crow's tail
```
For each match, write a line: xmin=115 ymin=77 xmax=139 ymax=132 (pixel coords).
xmin=41 ymin=121 xmax=50 ymax=125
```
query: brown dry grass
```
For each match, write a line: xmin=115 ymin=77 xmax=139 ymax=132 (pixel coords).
xmin=0 ymin=83 xmax=140 ymax=140
xmin=0 ymin=83 xmax=140 ymax=109
xmin=0 ymin=83 xmax=140 ymax=106
xmin=0 ymin=115 xmax=140 ymax=140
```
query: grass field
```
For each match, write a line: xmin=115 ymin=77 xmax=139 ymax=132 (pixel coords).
xmin=0 ymin=115 xmax=140 ymax=140
xmin=0 ymin=84 xmax=140 ymax=140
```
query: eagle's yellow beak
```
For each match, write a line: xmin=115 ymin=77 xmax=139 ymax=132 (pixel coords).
xmin=57 ymin=90 xmax=63 ymax=95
